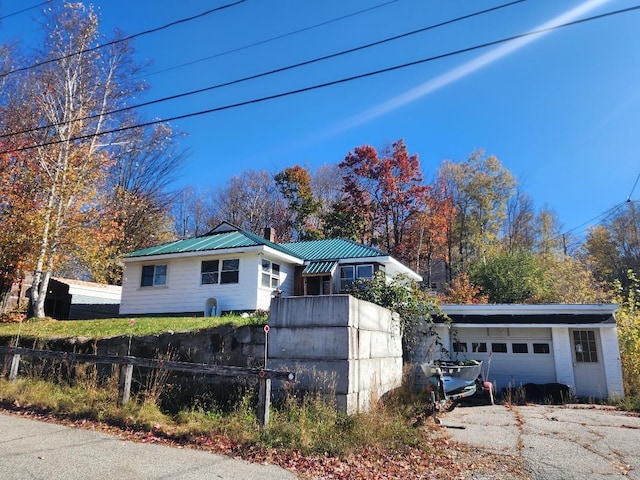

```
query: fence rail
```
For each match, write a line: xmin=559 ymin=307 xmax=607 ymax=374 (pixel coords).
xmin=0 ymin=345 xmax=295 ymax=426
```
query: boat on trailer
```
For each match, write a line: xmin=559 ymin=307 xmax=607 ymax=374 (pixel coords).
xmin=421 ymin=359 xmax=486 ymax=423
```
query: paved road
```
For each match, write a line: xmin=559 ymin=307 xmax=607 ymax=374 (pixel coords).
xmin=442 ymin=403 xmax=640 ymax=479
xmin=0 ymin=413 xmax=297 ymax=480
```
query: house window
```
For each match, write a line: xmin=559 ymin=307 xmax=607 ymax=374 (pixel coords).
xmin=357 ymin=264 xmax=374 ymax=281
xmin=201 ymin=259 xmax=239 ymax=285
xmin=339 ymin=264 xmax=374 ymax=291
xmin=340 ymin=266 xmax=354 ymax=290
xmin=221 ymin=259 xmax=239 ymax=284
xmin=491 ymin=343 xmax=508 ymax=353
xmin=472 ymin=342 xmax=487 ymax=353
xmin=261 ymin=259 xmax=280 ymax=289
xmin=512 ymin=343 xmax=529 ymax=354
xmin=533 ymin=343 xmax=550 ymax=354
xmin=141 ymin=265 xmax=167 ymax=287
xmin=201 ymin=260 xmax=219 ymax=285
xmin=453 ymin=342 xmax=467 ymax=353
xmin=573 ymin=330 xmax=598 ymax=363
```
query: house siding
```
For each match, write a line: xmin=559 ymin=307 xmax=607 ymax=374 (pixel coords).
xmin=256 ymin=255 xmax=296 ymax=311
xmin=120 ymin=252 xmax=279 ymax=315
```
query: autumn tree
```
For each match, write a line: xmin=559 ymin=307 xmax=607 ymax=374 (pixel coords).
xmin=275 ymin=165 xmax=321 ymax=241
xmin=534 ymin=256 xmax=611 ymax=304
xmin=613 ymin=270 xmax=640 ymax=396
xmin=0 ymin=45 xmax=39 ymax=313
xmin=89 ymin=123 xmax=186 ymax=284
xmin=0 ymin=146 xmax=41 ymax=313
xmin=535 ymin=208 xmax=566 ymax=258
xmin=583 ymin=201 xmax=640 ymax=288
xmin=321 ymin=200 xmax=367 ymax=241
xmin=438 ymin=272 xmax=488 ymax=304
xmin=402 ymin=176 xmax=456 ymax=284
xmin=438 ymin=151 xmax=516 ymax=276
xmin=1 ymin=3 xmax=182 ymax=316
xmin=582 ymin=224 xmax=622 ymax=285
xmin=338 ymin=139 xmax=428 ymax=260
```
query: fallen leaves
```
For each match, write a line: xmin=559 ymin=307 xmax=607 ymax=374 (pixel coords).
xmin=0 ymin=405 xmax=527 ymax=479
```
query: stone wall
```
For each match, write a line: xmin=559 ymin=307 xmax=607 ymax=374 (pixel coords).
xmin=1 ymin=325 xmax=267 ymax=369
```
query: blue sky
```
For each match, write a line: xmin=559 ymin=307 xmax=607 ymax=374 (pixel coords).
xmin=2 ymin=0 xmax=639 ymax=239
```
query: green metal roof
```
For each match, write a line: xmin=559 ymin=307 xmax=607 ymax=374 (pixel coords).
xmin=125 ymin=223 xmax=387 ymax=262
xmin=279 ymin=238 xmax=386 ymax=261
xmin=302 ymin=261 xmax=338 ymax=275
xmin=125 ymin=225 xmax=293 ymax=258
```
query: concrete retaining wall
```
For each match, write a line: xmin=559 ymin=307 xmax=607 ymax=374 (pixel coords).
xmin=2 ymin=295 xmax=403 ymax=414
xmin=268 ymin=295 xmax=403 ymax=414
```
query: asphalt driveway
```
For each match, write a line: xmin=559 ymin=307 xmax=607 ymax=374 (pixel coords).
xmin=441 ymin=403 xmax=640 ymax=479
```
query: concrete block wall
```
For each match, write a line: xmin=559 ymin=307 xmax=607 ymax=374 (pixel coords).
xmin=268 ymin=295 xmax=403 ymax=414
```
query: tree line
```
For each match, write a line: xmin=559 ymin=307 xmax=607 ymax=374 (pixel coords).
xmin=173 ymin=142 xmax=640 ymax=306
xmin=1 ymin=2 xmax=639 ymax=318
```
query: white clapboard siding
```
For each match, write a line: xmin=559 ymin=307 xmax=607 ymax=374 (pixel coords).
xmin=120 ymin=253 xmax=287 ymax=315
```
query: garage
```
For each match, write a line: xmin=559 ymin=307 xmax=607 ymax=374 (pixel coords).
xmin=451 ymin=326 xmax=557 ymax=391
xmin=413 ymin=304 xmax=626 ymax=401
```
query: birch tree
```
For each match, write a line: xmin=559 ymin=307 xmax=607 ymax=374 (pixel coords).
xmin=10 ymin=3 xmax=165 ymax=316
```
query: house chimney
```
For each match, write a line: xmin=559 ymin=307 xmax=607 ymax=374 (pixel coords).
xmin=264 ymin=227 xmax=276 ymax=243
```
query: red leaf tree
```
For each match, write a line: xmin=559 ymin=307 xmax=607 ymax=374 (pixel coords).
xmin=338 ymin=139 xmax=428 ymax=263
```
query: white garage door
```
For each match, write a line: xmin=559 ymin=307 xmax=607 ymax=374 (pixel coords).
xmin=451 ymin=327 xmax=557 ymax=391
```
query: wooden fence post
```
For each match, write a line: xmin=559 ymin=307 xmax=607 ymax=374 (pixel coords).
xmin=118 ymin=363 xmax=133 ymax=406
xmin=9 ymin=354 xmax=20 ymax=382
xmin=0 ymin=346 xmax=295 ymax=414
xmin=257 ymin=376 xmax=271 ymax=426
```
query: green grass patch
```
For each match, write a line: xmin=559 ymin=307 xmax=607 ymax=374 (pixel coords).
xmin=0 ymin=314 xmax=266 ymax=340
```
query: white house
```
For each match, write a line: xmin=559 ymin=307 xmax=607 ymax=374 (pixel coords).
xmin=419 ymin=304 xmax=625 ymax=400
xmin=119 ymin=222 xmax=422 ymax=316
xmin=119 ymin=223 xmax=625 ymax=401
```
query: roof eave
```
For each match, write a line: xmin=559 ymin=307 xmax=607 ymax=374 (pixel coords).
xmin=441 ymin=304 xmax=619 ymax=316
xmin=123 ymin=245 xmax=264 ymax=262
xmin=262 ymin=245 xmax=305 ymax=265
xmin=380 ymin=256 xmax=423 ymax=282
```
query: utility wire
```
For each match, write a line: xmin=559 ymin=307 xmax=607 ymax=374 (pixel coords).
xmin=144 ymin=0 xmax=402 ymax=78
xmin=0 ymin=0 xmax=245 ymax=78
xmin=0 ymin=0 xmax=51 ymax=21
xmin=0 ymin=0 xmax=526 ymax=140
xmin=563 ymin=202 xmax=628 ymax=236
xmin=628 ymin=172 xmax=640 ymax=201
xmin=1 ymin=3 xmax=639 ymax=156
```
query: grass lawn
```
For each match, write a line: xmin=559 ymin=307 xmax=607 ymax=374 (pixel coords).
xmin=0 ymin=315 xmax=266 ymax=340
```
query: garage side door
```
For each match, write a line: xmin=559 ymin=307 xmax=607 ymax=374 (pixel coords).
xmin=452 ymin=327 xmax=557 ymax=391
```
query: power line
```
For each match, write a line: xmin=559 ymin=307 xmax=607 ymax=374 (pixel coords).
xmin=0 ymin=0 xmax=245 ymax=78
xmin=628 ymin=172 xmax=640 ymax=201
xmin=0 ymin=0 xmax=50 ymax=21
xmin=563 ymin=202 xmax=628 ymax=237
xmin=144 ymin=0 xmax=402 ymax=79
xmin=0 ymin=0 xmax=526 ymax=141
xmin=1 ymin=3 xmax=639 ymax=157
